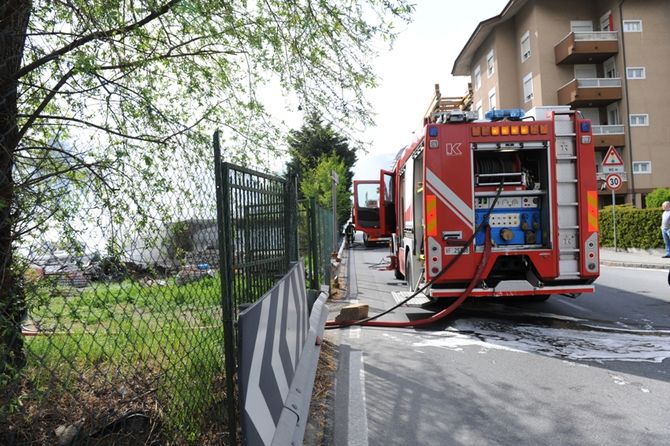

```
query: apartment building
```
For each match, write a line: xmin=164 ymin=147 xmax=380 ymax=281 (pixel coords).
xmin=452 ymin=0 xmax=670 ymax=207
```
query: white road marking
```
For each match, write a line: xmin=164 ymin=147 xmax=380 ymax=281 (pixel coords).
xmin=348 ymin=350 xmax=369 ymax=446
xmin=556 ymin=299 xmax=593 ymax=313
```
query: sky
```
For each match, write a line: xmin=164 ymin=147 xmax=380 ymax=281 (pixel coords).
xmin=351 ymin=0 xmax=507 ymax=181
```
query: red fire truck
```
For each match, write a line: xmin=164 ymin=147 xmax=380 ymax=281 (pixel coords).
xmin=355 ymin=107 xmax=600 ymax=300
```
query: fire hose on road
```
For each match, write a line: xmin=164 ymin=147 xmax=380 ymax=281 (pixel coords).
xmin=326 ymin=181 xmax=504 ymax=330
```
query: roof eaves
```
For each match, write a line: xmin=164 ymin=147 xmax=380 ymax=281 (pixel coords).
xmin=451 ymin=0 xmax=528 ymax=76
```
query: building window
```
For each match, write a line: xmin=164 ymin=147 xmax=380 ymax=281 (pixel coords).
xmin=604 ymin=57 xmax=617 ymax=78
xmin=522 ymin=73 xmax=533 ymax=103
xmin=475 ymin=100 xmax=483 ymax=119
xmin=629 ymin=114 xmax=649 ymax=126
xmin=520 ymin=31 xmax=531 ymax=62
xmin=632 ymin=161 xmax=651 ymax=174
xmin=623 ymin=20 xmax=642 ymax=32
xmin=488 ymin=87 xmax=496 ymax=110
xmin=486 ymin=50 xmax=495 ymax=77
xmin=626 ymin=67 xmax=646 ymax=79
xmin=474 ymin=65 xmax=481 ymax=91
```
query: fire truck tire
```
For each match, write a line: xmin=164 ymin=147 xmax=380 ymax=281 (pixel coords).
xmin=394 ymin=267 xmax=404 ymax=280
xmin=405 ymin=253 xmax=414 ymax=292
xmin=363 ymin=233 xmax=371 ymax=247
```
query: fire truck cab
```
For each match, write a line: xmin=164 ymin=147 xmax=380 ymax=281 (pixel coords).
xmin=352 ymin=175 xmax=395 ymax=247
xmin=384 ymin=107 xmax=599 ymax=300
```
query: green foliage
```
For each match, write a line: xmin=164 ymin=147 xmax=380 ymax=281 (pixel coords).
xmin=300 ymin=154 xmax=352 ymax=227
xmin=288 ymin=113 xmax=357 ymax=201
xmin=10 ymin=0 xmax=413 ymax=259
xmin=599 ymin=205 xmax=664 ymax=249
xmin=645 ymin=188 xmax=670 ymax=208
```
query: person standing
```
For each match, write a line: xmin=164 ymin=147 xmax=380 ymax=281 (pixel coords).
xmin=662 ymin=201 xmax=670 ymax=258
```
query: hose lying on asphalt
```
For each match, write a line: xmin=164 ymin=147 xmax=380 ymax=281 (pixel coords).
xmin=325 ymin=180 xmax=504 ymax=330
xmin=325 ymin=226 xmax=492 ymax=329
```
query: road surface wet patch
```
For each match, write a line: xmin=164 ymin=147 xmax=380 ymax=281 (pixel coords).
xmin=411 ymin=317 xmax=670 ymax=363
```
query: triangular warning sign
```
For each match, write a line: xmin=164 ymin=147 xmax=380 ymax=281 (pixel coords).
xmin=602 ymin=146 xmax=624 ymax=166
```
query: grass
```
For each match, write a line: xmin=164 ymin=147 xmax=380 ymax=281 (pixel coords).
xmin=6 ymin=275 xmax=230 ymax=444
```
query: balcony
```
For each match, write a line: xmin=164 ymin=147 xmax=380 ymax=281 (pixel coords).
xmin=555 ymin=31 xmax=618 ymax=64
xmin=557 ymin=78 xmax=622 ymax=107
xmin=592 ymin=125 xmax=625 ymax=147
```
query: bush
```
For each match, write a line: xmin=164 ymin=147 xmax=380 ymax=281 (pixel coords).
xmin=599 ymin=204 xmax=663 ymax=249
xmin=645 ymin=188 xmax=670 ymax=208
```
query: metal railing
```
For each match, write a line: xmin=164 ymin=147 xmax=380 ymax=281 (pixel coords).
xmin=576 ymin=78 xmax=622 ymax=88
xmin=592 ymin=124 xmax=625 ymax=135
xmin=556 ymin=30 xmax=618 ymax=46
xmin=574 ymin=31 xmax=618 ymax=41
xmin=213 ymin=132 xmax=335 ymax=443
xmin=299 ymin=199 xmax=334 ymax=290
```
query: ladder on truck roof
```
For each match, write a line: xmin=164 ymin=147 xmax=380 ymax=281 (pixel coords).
xmin=554 ymin=111 xmax=581 ymax=279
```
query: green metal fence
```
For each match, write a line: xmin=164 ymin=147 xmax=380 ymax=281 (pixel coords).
xmin=299 ymin=199 xmax=334 ymax=290
xmin=0 ymin=131 xmax=335 ymax=445
xmin=213 ymin=132 xmax=334 ymax=443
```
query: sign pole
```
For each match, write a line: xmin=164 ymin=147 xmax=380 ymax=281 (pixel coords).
xmin=612 ymin=188 xmax=617 ymax=252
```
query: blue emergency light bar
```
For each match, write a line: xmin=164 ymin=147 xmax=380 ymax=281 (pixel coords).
xmin=485 ymin=108 xmax=526 ymax=121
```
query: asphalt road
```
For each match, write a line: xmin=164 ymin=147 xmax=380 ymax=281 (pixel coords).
xmin=327 ymin=244 xmax=670 ymax=446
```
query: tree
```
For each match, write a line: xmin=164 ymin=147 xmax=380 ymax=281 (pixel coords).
xmin=0 ymin=1 xmax=413 ymax=373
xmin=288 ymin=112 xmax=357 ymax=202
xmin=300 ymin=153 xmax=351 ymax=227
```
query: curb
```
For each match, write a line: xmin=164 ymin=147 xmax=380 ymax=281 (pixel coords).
xmin=600 ymin=260 xmax=669 ymax=270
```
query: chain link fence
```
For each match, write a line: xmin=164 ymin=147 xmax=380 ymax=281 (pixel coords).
xmin=2 ymin=142 xmax=229 ymax=444
xmin=1 ymin=131 xmax=335 ymax=445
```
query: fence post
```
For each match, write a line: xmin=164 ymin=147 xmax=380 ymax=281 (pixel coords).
xmin=308 ymin=198 xmax=319 ymax=289
xmin=213 ymin=131 xmax=238 ymax=445
xmin=285 ymin=170 xmax=299 ymax=266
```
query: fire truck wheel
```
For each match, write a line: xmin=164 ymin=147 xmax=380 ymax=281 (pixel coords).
xmin=394 ymin=267 xmax=404 ymax=280
xmin=363 ymin=233 xmax=371 ymax=247
xmin=405 ymin=254 xmax=414 ymax=292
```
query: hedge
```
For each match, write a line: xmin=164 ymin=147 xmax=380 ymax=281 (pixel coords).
xmin=598 ymin=204 xmax=664 ymax=249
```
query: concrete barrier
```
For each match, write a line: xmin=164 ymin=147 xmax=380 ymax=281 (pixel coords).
xmin=238 ymin=261 xmax=328 ymax=446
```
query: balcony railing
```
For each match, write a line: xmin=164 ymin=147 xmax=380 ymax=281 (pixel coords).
xmin=575 ymin=78 xmax=622 ymax=88
xmin=592 ymin=124 xmax=625 ymax=147
xmin=592 ymin=124 xmax=624 ymax=135
xmin=557 ymin=78 xmax=622 ymax=107
xmin=573 ymin=31 xmax=618 ymax=41
xmin=555 ymin=31 xmax=619 ymax=64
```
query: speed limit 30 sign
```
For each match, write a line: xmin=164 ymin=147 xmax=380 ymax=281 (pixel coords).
xmin=605 ymin=173 xmax=623 ymax=191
